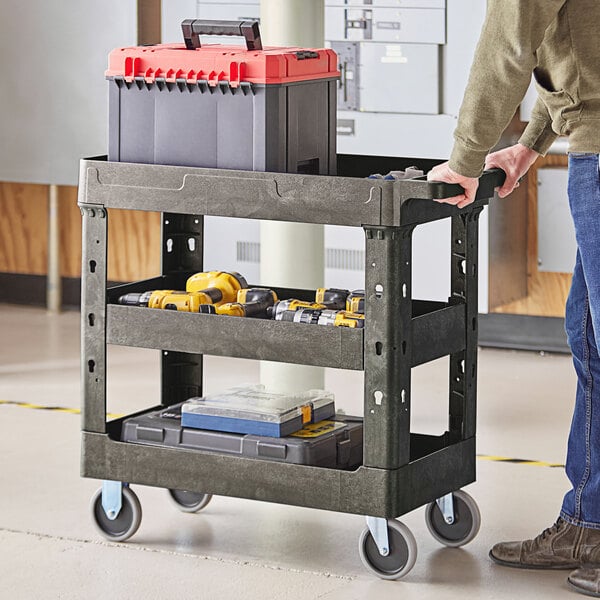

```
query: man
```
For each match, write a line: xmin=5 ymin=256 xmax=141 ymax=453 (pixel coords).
xmin=427 ymin=1 xmax=600 ymax=596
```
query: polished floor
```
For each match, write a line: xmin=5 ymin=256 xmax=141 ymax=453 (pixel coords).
xmin=0 ymin=304 xmax=582 ymax=599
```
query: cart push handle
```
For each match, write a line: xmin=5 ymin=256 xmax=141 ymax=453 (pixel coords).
xmin=426 ymin=168 xmax=507 ymax=200
xmin=182 ymin=19 xmax=263 ymax=51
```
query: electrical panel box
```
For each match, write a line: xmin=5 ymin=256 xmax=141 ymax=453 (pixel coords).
xmin=325 ymin=6 xmax=445 ymax=44
xmin=345 ymin=42 xmax=440 ymax=114
xmin=326 ymin=1 xmax=445 ymax=120
xmin=537 ymin=168 xmax=576 ymax=274
xmin=326 ymin=0 xmax=446 ymax=8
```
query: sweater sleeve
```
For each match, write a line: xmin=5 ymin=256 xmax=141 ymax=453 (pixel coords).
xmin=448 ymin=0 xmax=566 ymax=177
xmin=518 ymin=96 xmax=558 ymax=155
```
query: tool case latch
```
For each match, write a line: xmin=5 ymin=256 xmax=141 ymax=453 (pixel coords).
xmin=337 ymin=438 xmax=351 ymax=466
xmin=257 ymin=441 xmax=287 ymax=459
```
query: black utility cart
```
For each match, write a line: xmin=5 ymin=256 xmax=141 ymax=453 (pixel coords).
xmin=79 ymin=155 xmax=503 ymax=579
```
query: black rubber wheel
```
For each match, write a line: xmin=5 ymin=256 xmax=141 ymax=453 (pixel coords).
xmin=168 ymin=489 xmax=213 ymax=513
xmin=91 ymin=486 xmax=142 ymax=542
xmin=425 ymin=489 xmax=481 ymax=547
xmin=358 ymin=519 xmax=417 ymax=580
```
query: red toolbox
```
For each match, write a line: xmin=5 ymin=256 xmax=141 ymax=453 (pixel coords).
xmin=106 ymin=20 xmax=339 ymax=174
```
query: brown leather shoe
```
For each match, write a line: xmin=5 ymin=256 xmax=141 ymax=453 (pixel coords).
xmin=568 ymin=568 xmax=600 ymax=597
xmin=489 ymin=518 xmax=600 ymax=569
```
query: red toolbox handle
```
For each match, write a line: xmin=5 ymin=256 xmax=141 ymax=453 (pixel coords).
xmin=182 ymin=19 xmax=263 ymax=51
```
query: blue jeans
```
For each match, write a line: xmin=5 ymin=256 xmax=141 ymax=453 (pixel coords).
xmin=561 ymin=153 xmax=600 ymax=529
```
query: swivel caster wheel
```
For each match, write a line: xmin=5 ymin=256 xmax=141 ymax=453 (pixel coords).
xmin=425 ymin=489 xmax=481 ymax=547
xmin=168 ymin=489 xmax=213 ymax=513
xmin=91 ymin=485 xmax=142 ymax=542
xmin=358 ymin=518 xmax=417 ymax=580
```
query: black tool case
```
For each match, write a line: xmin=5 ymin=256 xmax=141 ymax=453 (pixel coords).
xmin=79 ymin=153 xmax=503 ymax=578
xmin=120 ymin=402 xmax=363 ymax=469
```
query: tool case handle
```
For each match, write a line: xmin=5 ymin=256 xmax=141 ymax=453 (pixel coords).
xmin=182 ymin=19 xmax=263 ymax=51
xmin=426 ymin=168 xmax=507 ymax=199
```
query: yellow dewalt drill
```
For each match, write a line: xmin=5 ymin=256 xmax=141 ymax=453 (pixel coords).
xmin=276 ymin=307 xmax=365 ymax=328
xmin=267 ymin=299 xmax=326 ymax=319
xmin=117 ymin=271 xmax=248 ymax=312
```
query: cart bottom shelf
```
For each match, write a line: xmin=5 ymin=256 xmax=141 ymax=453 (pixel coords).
xmin=81 ymin=430 xmax=475 ymax=518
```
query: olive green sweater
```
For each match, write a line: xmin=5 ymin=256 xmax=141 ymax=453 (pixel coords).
xmin=449 ymin=0 xmax=600 ymax=178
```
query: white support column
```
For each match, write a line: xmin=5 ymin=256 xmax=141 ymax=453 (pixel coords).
xmin=259 ymin=0 xmax=326 ymax=393
xmin=47 ymin=184 xmax=61 ymax=313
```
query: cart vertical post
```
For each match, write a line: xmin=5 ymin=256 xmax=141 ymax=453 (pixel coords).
xmin=363 ymin=224 xmax=414 ymax=469
xmin=161 ymin=212 xmax=205 ymax=406
xmin=80 ymin=198 xmax=108 ymax=434
xmin=449 ymin=209 xmax=482 ymax=441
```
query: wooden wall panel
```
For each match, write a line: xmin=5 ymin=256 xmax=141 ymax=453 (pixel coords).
xmin=107 ymin=209 xmax=161 ymax=281
xmin=59 ymin=185 xmax=82 ymax=278
xmin=0 ymin=182 xmax=48 ymax=274
xmin=1 ymin=182 xmax=161 ymax=283
xmin=138 ymin=0 xmax=162 ymax=45
xmin=491 ymin=154 xmax=571 ymax=317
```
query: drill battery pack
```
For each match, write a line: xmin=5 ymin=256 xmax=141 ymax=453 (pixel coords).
xmin=120 ymin=403 xmax=363 ymax=469
xmin=181 ymin=385 xmax=335 ymax=437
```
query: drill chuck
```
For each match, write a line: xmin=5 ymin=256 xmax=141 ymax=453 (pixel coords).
xmin=117 ymin=291 xmax=154 ymax=307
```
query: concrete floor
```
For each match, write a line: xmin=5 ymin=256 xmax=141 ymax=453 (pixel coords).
xmin=0 ymin=304 xmax=582 ymax=599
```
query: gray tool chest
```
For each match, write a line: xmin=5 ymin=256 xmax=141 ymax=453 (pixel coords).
xmin=79 ymin=154 xmax=503 ymax=579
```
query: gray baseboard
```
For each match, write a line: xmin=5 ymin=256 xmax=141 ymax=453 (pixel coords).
xmin=479 ymin=312 xmax=569 ymax=354
xmin=0 ymin=273 xmax=82 ymax=309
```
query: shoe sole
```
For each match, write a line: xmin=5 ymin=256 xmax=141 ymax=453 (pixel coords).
xmin=567 ymin=579 xmax=600 ymax=598
xmin=489 ymin=550 xmax=577 ymax=570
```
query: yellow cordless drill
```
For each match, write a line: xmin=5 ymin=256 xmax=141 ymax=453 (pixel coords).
xmin=117 ymin=271 xmax=248 ymax=312
xmin=276 ymin=307 xmax=365 ymax=328
xmin=267 ymin=299 xmax=326 ymax=320
xmin=117 ymin=289 xmax=206 ymax=311
xmin=268 ymin=289 xmax=353 ymax=319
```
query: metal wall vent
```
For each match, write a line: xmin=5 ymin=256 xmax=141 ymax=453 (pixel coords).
xmin=236 ymin=242 xmax=364 ymax=271
xmin=326 ymin=248 xmax=364 ymax=271
xmin=236 ymin=241 xmax=261 ymax=264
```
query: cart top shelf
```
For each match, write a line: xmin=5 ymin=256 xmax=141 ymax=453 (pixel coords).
xmin=78 ymin=155 xmax=504 ymax=228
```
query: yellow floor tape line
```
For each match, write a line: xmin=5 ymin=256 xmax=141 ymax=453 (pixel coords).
xmin=0 ymin=399 xmax=567 ymax=467
xmin=476 ymin=454 xmax=564 ymax=468
xmin=0 ymin=399 xmax=124 ymax=420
